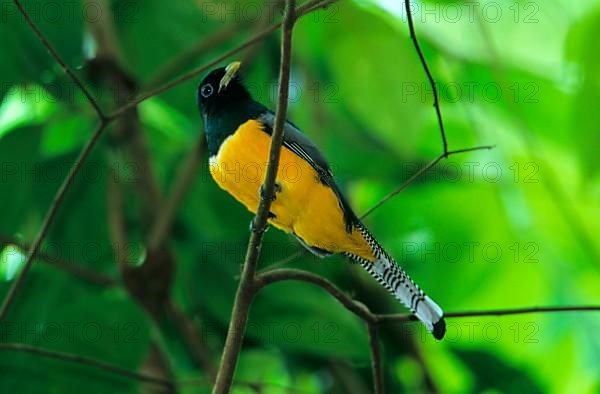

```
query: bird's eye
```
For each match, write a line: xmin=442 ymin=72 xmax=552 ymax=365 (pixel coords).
xmin=200 ymin=83 xmax=214 ymax=98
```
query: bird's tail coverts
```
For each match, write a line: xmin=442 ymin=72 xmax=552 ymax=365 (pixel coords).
xmin=347 ymin=225 xmax=446 ymax=340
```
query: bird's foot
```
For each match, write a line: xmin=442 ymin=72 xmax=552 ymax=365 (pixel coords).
xmin=249 ymin=217 xmax=272 ymax=234
xmin=259 ymin=182 xmax=282 ymax=202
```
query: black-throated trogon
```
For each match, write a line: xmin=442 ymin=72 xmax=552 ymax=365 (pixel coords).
xmin=197 ymin=61 xmax=446 ymax=339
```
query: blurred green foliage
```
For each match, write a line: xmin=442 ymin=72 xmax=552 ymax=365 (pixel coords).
xmin=0 ymin=0 xmax=599 ymax=393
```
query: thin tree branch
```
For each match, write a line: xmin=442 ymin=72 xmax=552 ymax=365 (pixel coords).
xmin=12 ymin=0 xmax=105 ymax=119
xmin=0 ymin=343 xmax=174 ymax=389
xmin=144 ymin=25 xmax=242 ymax=89
xmin=0 ymin=122 xmax=108 ymax=322
xmin=367 ymin=323 xmax=384 ymax=394
xmin=106 ymin=0 xmax=337 ymax=120
xmin=0 ymin=342 xmax=310 ymax=392
xmin=0 ymin=234 xmax=117 ymax=287
xmin=360 ymin=145 xmax=494 ymax=219
xmin=377 ymin=305 xmax=600 ymax=323
xmin=212 ymin=1 xmax=297 ymax=391
xmin=403 ymin=0 xmax=446 ymax=155
xmin=258 ymin=269 xmax=600 ymax=324
xmin=255 ymin=268 xmax=375 ymax=322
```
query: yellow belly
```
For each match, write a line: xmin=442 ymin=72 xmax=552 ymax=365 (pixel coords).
xmin=209 ymin=119 xmax=375 ymax=261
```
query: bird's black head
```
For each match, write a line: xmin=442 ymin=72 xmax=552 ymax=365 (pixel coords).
xmin=197 ymin=61 xmax=251 ymax=118
xmin=197 ymin=61 xmax=267 ymax=155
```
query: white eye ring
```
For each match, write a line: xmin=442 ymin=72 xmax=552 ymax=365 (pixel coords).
xmin=200 ymin=84 xmax=214 ymax=98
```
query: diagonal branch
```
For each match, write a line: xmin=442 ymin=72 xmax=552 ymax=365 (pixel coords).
xmin=0 ymin=122 xmax=108 ymax=322
xmin=107 ymin=0 xmax=338 ymax=120
xmin=144 ymin=25 xmax=242 ymax=89
xmin=360 ymin=145 xmax=494 ymax=219
xmin=262 ymin=145 xmax=495 ymax=272
xmin=12 ymin=0 xmax=105 ymax=119
xmin=212 ymin=0 xmax=297 ymax=392
xmin=0 ymin=342 xmax=312 ymax=392
xmin=0 ymin=343 xmax=174 ymax=389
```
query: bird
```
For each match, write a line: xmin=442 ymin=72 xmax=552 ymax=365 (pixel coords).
xmin=197 ymin=61 xmax=446 ymax=339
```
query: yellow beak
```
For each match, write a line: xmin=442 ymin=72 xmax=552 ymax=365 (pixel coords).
xmin=219 ymin=61 xmax=242 ymax=93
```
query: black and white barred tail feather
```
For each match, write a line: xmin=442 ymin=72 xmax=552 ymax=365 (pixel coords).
xmin=346 ymin=225 xmax=446 ymax=340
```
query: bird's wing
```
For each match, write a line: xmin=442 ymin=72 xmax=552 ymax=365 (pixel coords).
xmin=258 ymin=111 xmax=359 ymax=232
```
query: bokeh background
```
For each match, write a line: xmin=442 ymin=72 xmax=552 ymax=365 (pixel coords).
xmin=1 ymin=0 xmax=599 ymax=392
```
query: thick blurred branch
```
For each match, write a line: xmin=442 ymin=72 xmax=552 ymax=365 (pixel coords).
xmin=367 ymin=323 xmax=384 ymax=394
xmin=85 ymin=1 xmax=219 ymax=382
xmin=86 ymin=0 xmax=174 ymax=316
xmin=212 ymin=0 xmax=296 ymax=392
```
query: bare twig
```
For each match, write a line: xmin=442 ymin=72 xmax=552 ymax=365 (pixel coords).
xmin=212 ymin=1 xmax=297 ymax=392
xmin=0 ymin=342 xmax=312 ymax=391
xmin=367 ymin=323 xmax=384 ymax=394
xmin=360 ymin=145 xmax=494 ymax=219
xmin=0 ymin=122 xmax=108 ymax=322
xmin=0 ymin=343 xmax=174 ymax=389
xmin=0 ymin=234 xmax=117 ymax=287
xmin=107 ymin=0 xmax=337 ymax=120
xmin=12 ymin=0 xmax=105 ymax=118
xmin=403 ymin=0 xmax=446 ymax=155
xmin=255 ymin=268 xmax=374 ymax=322
xmin=0 ymin=0 xmax=125 ymax=321
xmin=144 ymin=25 xmax=242 ymax=89
xmin=377 ymin=305 xmax=600 ymax=323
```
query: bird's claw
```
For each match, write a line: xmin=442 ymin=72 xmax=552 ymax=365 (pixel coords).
xmin=249 ymin=218 xmax=270 ymax=234
xmin=259 ymin=182 xmax=282 ymax=202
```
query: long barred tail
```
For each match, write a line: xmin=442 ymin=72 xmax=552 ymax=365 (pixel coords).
xmin=347 ymin=225 xmax=446 ymax=340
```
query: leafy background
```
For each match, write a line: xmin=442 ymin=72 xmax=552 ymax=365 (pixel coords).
xmin=1 ymin=0 xmax=599 ymax=393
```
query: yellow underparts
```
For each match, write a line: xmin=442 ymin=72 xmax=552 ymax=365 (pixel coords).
xmin=209 ymin=119 xmax=376 ymax=262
